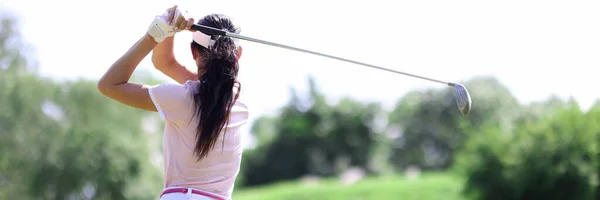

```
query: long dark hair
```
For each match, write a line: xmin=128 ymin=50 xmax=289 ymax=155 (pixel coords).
xmin=190 ymin=14 xmax=241 ymax=161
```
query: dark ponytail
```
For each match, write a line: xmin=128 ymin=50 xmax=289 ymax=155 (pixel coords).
xmin=190 ymin=14 xmax=241 ymax=161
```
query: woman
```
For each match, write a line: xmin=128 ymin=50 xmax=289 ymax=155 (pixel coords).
xmin=97 ymin=5 xmax=249 ymax=200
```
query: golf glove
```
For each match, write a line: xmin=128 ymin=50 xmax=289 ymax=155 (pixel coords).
xmin=147 ymin=12 xmax=176 ymax=43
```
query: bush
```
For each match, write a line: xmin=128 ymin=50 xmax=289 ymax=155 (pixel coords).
xmin=456 ymin=105 xmax=600 ymax=200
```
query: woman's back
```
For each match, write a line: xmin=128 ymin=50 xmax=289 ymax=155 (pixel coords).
xmin=149 ymin=80 xmax=249 ymax=198
xmin=97 ymin=7 xmax=248 ymax=199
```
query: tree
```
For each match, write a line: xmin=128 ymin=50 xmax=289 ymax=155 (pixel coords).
xmin=456 ymin=102 xmax=600 ymax=200
xmin=0 ymin=9 xmax=46 ymax=199
xmin=387 ymin=76 xmax=520 ymax=170
xmin=240 ymin=76 xmax=385 ymax=186
xmin=0 ymin=9 xmax=164 ymax=199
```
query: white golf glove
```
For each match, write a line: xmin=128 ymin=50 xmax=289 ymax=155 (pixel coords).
xmin=147 ymin=11 xmax=176 ymax=43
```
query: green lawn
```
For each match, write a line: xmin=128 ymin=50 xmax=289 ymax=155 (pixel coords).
xmin=232 ymin=172 xmax=465 ymax=200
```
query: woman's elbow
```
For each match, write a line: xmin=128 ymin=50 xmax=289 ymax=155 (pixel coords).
xmin=96 ymin=77 xmax=111 ymax=96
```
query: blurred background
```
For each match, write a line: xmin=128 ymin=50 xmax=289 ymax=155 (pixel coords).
xmin=1 ymin=0 xmax=600 ymax=199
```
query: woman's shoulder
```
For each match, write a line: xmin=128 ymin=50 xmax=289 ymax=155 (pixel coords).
xmin=153 ymin=79 xmax=199 ymax=88
xmin=149 ymin=80 xmax=199 ymax=101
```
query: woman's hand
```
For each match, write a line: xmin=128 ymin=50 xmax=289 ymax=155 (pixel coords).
xmin=165 ymin=5 xmax=196 ymax=32
xmin=150 ymin=5 xmax=200 ymax=85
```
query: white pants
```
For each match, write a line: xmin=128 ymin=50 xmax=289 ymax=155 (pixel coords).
xmin=159 ymin=187 xmax=224 ymax=200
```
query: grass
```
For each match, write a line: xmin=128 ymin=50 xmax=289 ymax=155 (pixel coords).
xmin=232 ymin=172 xmax=465 ymax=200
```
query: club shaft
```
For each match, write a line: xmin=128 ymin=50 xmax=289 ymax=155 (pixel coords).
xmin=192 ymin=24 xmax=449 ymax=85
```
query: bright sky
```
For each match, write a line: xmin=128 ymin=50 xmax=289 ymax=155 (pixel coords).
xmin=2 ymin=0 xmax=600 ymax=139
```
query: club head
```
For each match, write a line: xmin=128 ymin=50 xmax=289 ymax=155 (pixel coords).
xmin=449 ymin=82 xmax=472 ymax=116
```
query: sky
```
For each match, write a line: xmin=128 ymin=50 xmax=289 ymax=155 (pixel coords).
xmin=2 ymin=0 xmax=600 ymax=141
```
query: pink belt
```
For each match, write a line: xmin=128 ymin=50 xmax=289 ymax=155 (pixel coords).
xmin=160 ymin=188 xmax=226 ymax=200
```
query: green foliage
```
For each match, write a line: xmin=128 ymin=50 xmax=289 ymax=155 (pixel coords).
xmin=456 ymin=103 xmax=600 ymax=200
xmin=241 ymin=76 xmax=387 ymax=187
xmin=0 ymin=67 xmax=164 ymax=200
xmin=233 ymin=172 xmax=464 ymax=200
xmin=0 ymin=9 xmax=34 ymax=73
xmin=250 ymin=116 xmax=278 ymax=147
xmin=387 ymin=76 xmax=520 ymax=170
xmin=0 ymin=10 xmax=163 ymax=199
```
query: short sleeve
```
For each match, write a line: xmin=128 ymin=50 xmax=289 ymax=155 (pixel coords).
xmin=148 ymin=80 xmax=197 ymax=122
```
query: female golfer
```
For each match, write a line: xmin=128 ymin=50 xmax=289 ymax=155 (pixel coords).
xmin=98 ymin=5 xmax=249 ymax=200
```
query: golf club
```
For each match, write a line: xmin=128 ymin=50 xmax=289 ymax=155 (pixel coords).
xmin=190 ymin=24 xmax=472 ymax=116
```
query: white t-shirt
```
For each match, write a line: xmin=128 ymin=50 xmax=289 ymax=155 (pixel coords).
xmin=148 ymin=80 xmax=249 ymax=199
